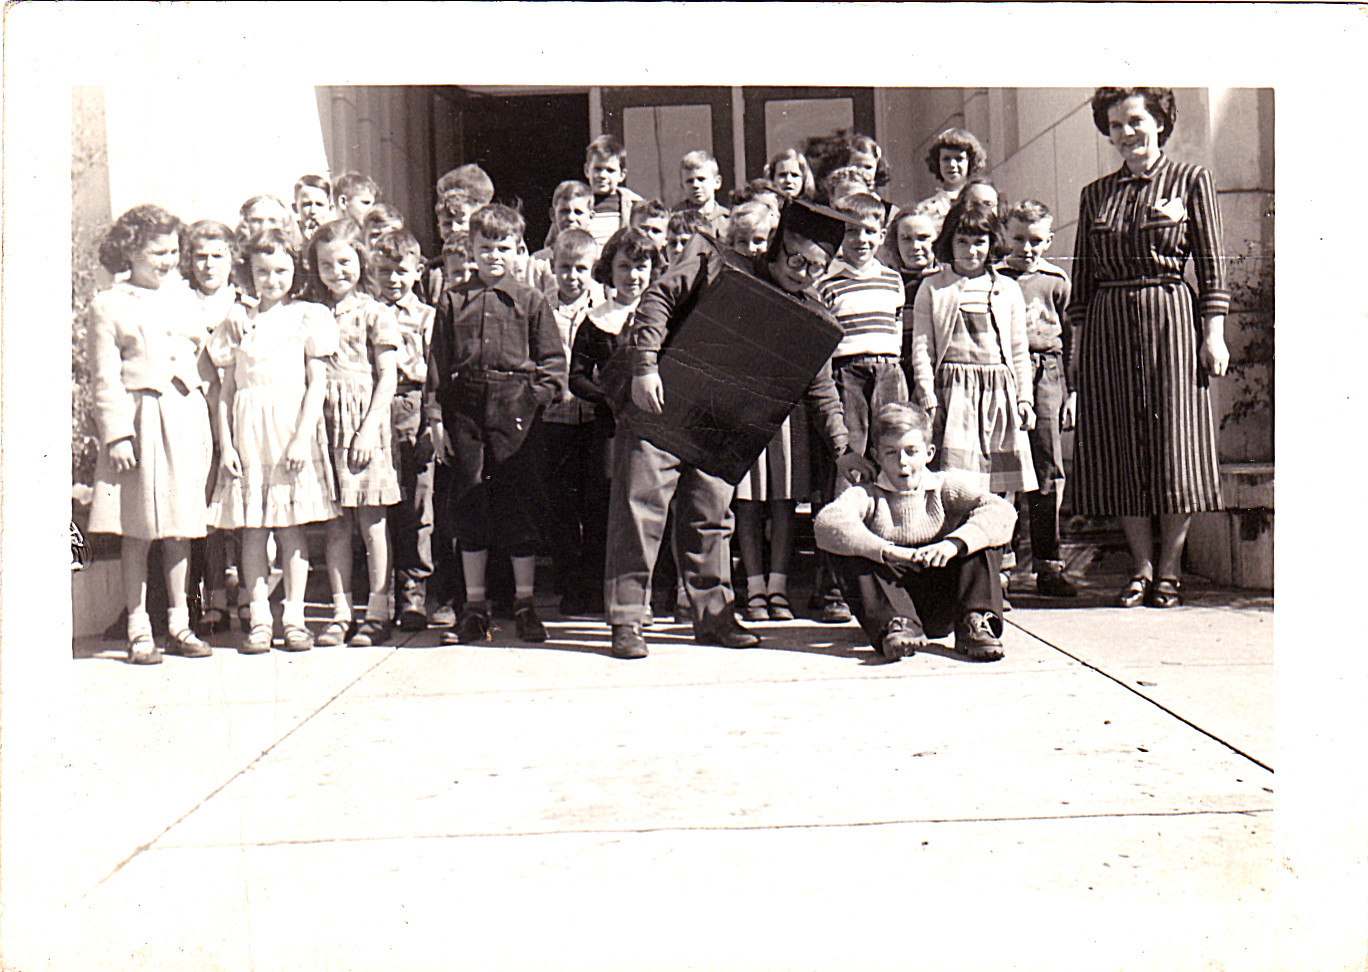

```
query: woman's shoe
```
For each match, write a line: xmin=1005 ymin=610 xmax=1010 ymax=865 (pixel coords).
xmin=767 ymin=592 xmax=795 ymax=622
xmin=1116 ymin=575 xmax=1152 ymax=609
xmin=1147 ymin=577 xmax=1183 ymax=608
xmin=742 ymin=593 xmax=770 ymax=622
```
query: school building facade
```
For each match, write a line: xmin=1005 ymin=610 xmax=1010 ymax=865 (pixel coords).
xmin=73 ymin=84 xmax=1273 ymax=611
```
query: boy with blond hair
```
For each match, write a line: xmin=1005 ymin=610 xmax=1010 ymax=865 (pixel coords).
xmin=677 ymin=149 xmax=729 ymax=236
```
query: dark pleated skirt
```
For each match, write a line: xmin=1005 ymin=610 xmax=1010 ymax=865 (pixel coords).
xmin=1073 ymin=281 xmax=1224 ymax=516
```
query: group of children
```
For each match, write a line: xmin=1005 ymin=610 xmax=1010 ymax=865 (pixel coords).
xmin=85 ymin=124 xmax=1077 ymax=666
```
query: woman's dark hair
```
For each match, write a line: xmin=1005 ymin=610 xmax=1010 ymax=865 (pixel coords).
xmin=97 ymin=204 xmax=182 ymax=275
xmin=1091 ymin=87 xmax=1178 ymax=146
xmin=234 ymin=226 xmax=306 ymax=299
xmin=178 ymin=219 xmax=238 ymax=290
xmin=933 ymin=199 xmax=1005 ymax=265
xmin=593 ymin=226 xmax=663 ymax=287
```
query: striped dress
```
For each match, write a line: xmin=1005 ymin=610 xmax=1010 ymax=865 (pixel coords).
xmin=1068 ymin=156 xmax=1229 ymax=516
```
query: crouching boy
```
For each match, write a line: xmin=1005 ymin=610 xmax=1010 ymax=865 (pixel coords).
xmin=814 ymin=402 xmax=1015 ymax=661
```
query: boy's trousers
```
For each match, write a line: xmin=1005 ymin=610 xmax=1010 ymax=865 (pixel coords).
xmin=1019 ymin=350 xmax=1068 ymax=569
xmin=604 ymin=427 xmax=736 ymax=627
xmin=832 ymin=546 xmax=1003 ymax=649
xmin=539 ymin=416 xmax=610 ymax=605
xmin=390 ymin=387 xmax=435 ymax=615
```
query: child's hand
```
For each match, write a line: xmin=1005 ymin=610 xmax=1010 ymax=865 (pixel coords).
xmin=108 ymin=438 xmax=137 ymax=473
xmin=836 ymin=452 xmax=875 ymax=485
xmin=911 ymin=539 xmax=960 ymax=569
xmin=220 ymin=444 xmax=242 ymax=479
xmin=631 ymin=373 xmax=665 ymax=414
xmin=415 ymin=425 xmax=435 ymax=467
xmin=282 ymin=436 xmax=310 ymax=475
xmin=349 ymin=424 xmax=379 ymax=470
xmin=1017 ymin=401 xmax=1036 ymax=431
xmin=881 ymin=545 xmax=921 ymax=573
xmin=431 ymin=421 xmax=451 ymax=465
xmin=1061 ymin=391 xmax=1077 ymax=431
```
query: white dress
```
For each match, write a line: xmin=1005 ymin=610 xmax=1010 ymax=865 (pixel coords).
xmin=206 ymin=298 xmax=340 ymax=529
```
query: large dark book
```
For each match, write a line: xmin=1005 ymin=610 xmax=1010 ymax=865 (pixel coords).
xmin=614 ymin=255 xmax=842 ymax=484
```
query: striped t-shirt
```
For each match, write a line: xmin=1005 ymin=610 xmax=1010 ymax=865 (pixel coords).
xmin=818 ymin=257 xmax=906 ymax=358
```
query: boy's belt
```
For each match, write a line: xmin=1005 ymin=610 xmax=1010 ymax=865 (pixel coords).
xmin=395 ymin=380 xmax=424 ymax=393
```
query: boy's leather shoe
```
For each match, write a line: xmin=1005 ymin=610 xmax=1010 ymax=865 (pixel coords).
xmin=694 ymin=613 xmax=760 ymax=649
xmin=956 ymin=611 xmax=1004 ymax=661
xmin=879 ymin=617 xmax=926 ymax=660
xmin=444 ymin=605 xmax=491 ymax=645
xmin=609 ymin=624 xmax=648 ymax=659
xmin=513 ymin=600 xmax=547 ymax=643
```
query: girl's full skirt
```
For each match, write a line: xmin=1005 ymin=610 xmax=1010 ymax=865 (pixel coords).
xmin=89 ymin=386 xmax=213 ymax=540
xmin=735 ymin=415 xmax=809 ymax=502
xmin=208 ymin=384 xmax=338 ymax=529
xmin=933 ymin=361 xmax=1038 ymax=495
xmin=323 ymin=372 xmax=401 ymax=507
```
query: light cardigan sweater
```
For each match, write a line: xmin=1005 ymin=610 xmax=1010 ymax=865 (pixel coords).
xmin=814 ymin=470 xmax=1016 ymax=563
xmin=909 ymin=265 xmax=1032 ymax=412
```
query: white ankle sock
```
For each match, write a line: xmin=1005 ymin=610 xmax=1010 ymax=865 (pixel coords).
xmin=127 ymin=610 xmax=152 ymax=638
xmin=365 ymin=592 xmax=389 ymax=620
xmin=167 ymin=606 xmax=190 ymax=635
xmin=281 ymin=600 xmax=306 ymax=628
xmin=332 ymin=593 xmax=353 ymax=622
xmin=249 ymin=599 xmax=272 ymax=628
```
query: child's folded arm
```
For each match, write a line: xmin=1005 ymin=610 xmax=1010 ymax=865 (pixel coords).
xmin=528 ymin=293 xmax=567 ymax=406
xmin=813 ymin=486 xmax=887 ymax=562
xmin=939 ymin=471 xmax=1018 ymax=553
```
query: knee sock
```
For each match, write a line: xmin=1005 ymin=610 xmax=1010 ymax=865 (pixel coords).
xmin=167 ymin=606 xmax=190 ymax=635
xmin=767 ymin=572 xmax=788 ymax=596
xmin=281 ymin=600 xmax=306 ymax=628
xmin=365 ymin=592 xmax=389 ymax=621
xmin=332 ymin=593 xmax=353 ymax=622
xmin=746 ymin=574 xmax=765 ymax=599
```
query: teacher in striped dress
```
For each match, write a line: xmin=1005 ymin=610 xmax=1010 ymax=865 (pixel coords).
xmin=1068 ymin=87 xmax=1230 ymax=609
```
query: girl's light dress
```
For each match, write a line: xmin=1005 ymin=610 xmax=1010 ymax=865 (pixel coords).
xmin=911 ymin=267 xmax=1038 ymax=496
xmin=206 ymin=298 xmax=340 ymax=529
xmin=87 ymin=281 xmax=214 ymax=540
xmin=322 ymin=292 xmax=402 ymax=507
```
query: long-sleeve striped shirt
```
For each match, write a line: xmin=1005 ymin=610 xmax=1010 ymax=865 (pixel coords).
xmin=818 ymin=257 xmax=906 ymax=358
xmin=1067 ymin=156 xmax=1229 ymax=323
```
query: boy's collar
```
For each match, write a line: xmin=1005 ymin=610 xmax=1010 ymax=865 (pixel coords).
xmin=828 ymin=255 xmax=884 ymax=277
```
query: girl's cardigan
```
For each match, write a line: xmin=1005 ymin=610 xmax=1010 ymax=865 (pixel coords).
xmin=909 ymin=265 xmax=1032 ymax=411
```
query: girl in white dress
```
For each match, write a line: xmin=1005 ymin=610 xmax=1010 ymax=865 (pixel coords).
xmin=207 ymin=228 xmax=339 ymax=654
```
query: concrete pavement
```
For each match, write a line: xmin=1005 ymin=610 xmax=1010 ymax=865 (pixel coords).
xmin=6 ymin=551 xmax=1291 ymax=971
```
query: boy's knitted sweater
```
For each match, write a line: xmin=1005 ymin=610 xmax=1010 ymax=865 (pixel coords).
xmin=814 ymin=470 xmax=1015 ymax=562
